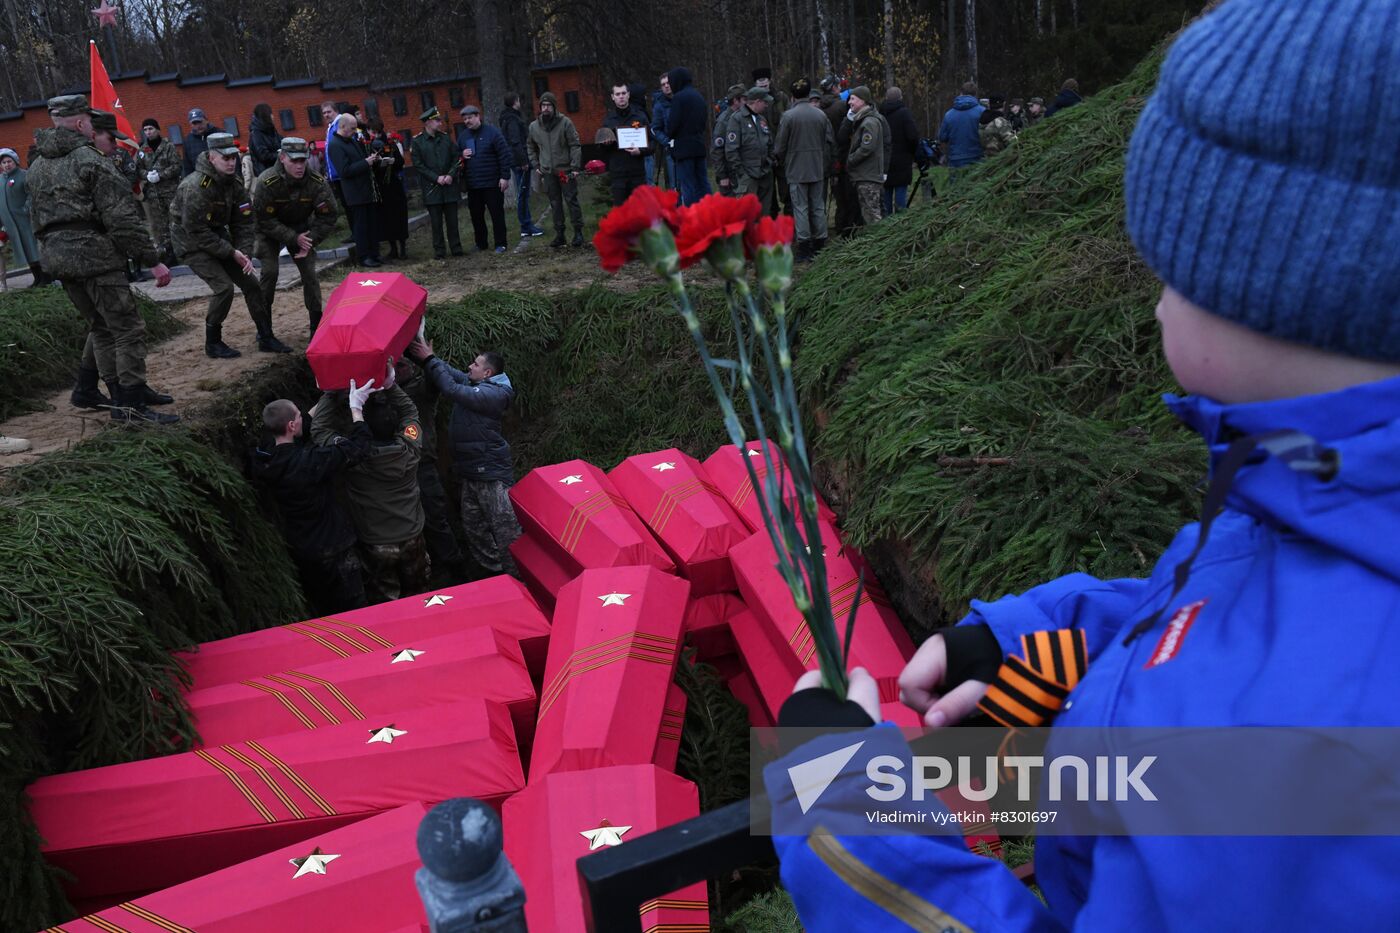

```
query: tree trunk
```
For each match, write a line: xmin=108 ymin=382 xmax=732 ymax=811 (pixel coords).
xmin=1071 ymin=0 xmax=1078 ymax=28
xmin=1034 ymin=0 xmax=1043 ymax=35
xmin=815 ymin=0 xmax=831 ymax=74
xmin=1049 ymin=0 xmax=1057 ymax=34
xmin=474 ymin=0 xmax=506 ymax=120
xmin=944 ymin=0 xmax=956 ymax=83
xmin=882 ymin=0 xmax=895 ymax=88
xmin=965 ymin=0 xmax=977 ymax=83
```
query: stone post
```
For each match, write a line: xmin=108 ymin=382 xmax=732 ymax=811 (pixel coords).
xmin=415 ymin=798 xmax=528 ymax=933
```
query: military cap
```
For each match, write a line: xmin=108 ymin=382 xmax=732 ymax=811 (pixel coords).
xmin=745 ymin=86 xmax=773 ymax=103
xmin=1030 ymin=96 xmax=1045 ymax=105
xmin=279 ymin=136 xmax=310 ymax=160
xmin=726 ymin=83 xmax=747 ymax=100
xmin=420 ymin=106 xmax=442 ymax=122
xmin=460 ymin=104 xmax=481 ymax=116
xmin=48 ymin=94 xmax=99 ymax=118
xmin=90 ymin=110 xmax=132 ymax=140
xmin=205 ymin=132 xmax=240 ymax=156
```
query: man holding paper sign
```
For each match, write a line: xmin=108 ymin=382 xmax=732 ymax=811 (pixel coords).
xmin=603 ymin=82 xmax=652 ymax=205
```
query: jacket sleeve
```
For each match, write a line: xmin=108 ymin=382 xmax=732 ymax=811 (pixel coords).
xmin=527 ymin=126 xmax=541 ymax=170
xmin=410 ymin=137 xmax=434 ymax=187
xmin=938 ymin=114 xmax=952 ymax=144
xmin=957 ymin=572 xmax=1152 ymax=664
xmin=724 ymin=118 xmax=744 ymax=179
xmin=156 ymin=142 xmax=182 ymax=181
xmin=230 ymin=181 xmax=256 ymax=254
xmin=773 ymin=112 xmax=791 ymax=164
xmin=385 ymin=385 xmax=420 ymax=433
xmin=665 ymin=99 xmax=682 ymax=141
xmin=308 ymin=394 xmax=352 ymax=447
xmin=567 ymin=121 xmax=582 ymax=172
xmin=177 ymin=179 xmax=235 ymax=259
xmin=331 ymin=138 xmax=370 ymax=180
xmin=652 ymin=103 xmax=672 ymax=146
xmin=251 ymin=131 xmax=279 ymax=172
xmin=307 ymin=174 xmax=339 ymax=243
xmin=91 ymin=158 xmax=160 ymax=266
xmin=425 ymin=357 xmax=510 ymax=415
xmin=492 ymin=129 xmax=513 ymax=180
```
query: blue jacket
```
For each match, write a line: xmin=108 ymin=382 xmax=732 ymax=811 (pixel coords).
xmin=937 ymin=95 xmax=985 ymax=167
xmin=665 ymin=67 xmax=709 ymax=161
xmin=425 ymin=357 xmax=515 ymax=484
xmin=651 ymin=90 xmax=673 ymax=149
xmin=455 ymin=123 xmax=512 ymax=190
xmin=765 ymin=377 xmax=1400 ymax=931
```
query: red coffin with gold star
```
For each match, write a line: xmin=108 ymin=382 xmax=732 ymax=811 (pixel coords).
xmin=503 ymin=765 xmax=709 ymax=933
xmin=529 ymin=566 xmax=689 ymax=782
xmin=701 ymin=440 xmax=839 ymax=534
xmin=729 ymin=520 xmax=916 ymax=710
xmin=508 ymin=460 xmax=675 ymax=579
xmin=50 ymin=802 xmax=432 ymax=932
xmin=306 ymin=272 xmax=427 ymax=390
xmin=607 ymin=448 xmax=751 ymax=595
xmin=682 ymin=591 xmax=743 ymax=661
xmin=186 ymin=626 xmax=538 ymax=752
xmin=509 ymin=529 xmax=575 ymax=614
xmin=177 ymin=576 xmax=552 ymax=686
xmin=29 ymin=698 xmax=522 ymax=902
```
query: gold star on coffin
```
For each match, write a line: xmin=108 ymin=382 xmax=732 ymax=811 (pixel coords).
xmin=367 ymin=724 xmax=408 ymax=745
xmin=390 ymin=648 xmax=424 ymax=663
xmin=357 ymin=279 xmax=382 ymax=287
xmin=597 ymin=592 xmax=631 ymax=607
xmin=652 ymin=462 xmax=677 ymax=472
xmin=423 ymin=593 xmax=453 ymax=607
xmin=559 ymin=474 xmax=584 ymax=485
xmin=92 ymin=0 xmax=118 ymax=28
xmin=290 ymin=847 xmax=340 ymax=878
xmin=580 ymin=819 xmax=631 ymax=850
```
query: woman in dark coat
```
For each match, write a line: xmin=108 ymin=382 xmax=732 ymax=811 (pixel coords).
xmin=368 ymin=120 xmax=410 ymax=260
xmin=249 ymin=103 xmax=282 ymax=175
xmin=878 ymin=87 xmax=920 ymax=215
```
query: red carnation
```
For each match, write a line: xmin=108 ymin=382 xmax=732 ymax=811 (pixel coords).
xmin=674 ymin=193 xmax=762 ymax=269
xmin=743 ymin=214 xmax=795 ymax=258
xmin=594 ymin=185 xmax=682 ymax=273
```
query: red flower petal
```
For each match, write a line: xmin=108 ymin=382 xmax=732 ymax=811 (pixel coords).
xmin=743 ymin=214 xmax=795 ymax=257
xmin=674 ymin=193 xmax=763 ymax=268
xmin=594 ymin=185 xmax=683 ymax=272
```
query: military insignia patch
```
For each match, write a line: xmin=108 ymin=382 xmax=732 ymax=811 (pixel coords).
xmin=727 ymin=132 xmax=737 ymax=142
xmin=714 ymin=136 xmax=724 ymax=147
xmin=404 ymin=423 xmax=420 ymax=441
xmin=264 ymin=206 xmax=276 ymax=214
xmin=862 ymin=131 xmax=873 ymax=145
xmin=238 ymin=202 xmax=252 ymax=216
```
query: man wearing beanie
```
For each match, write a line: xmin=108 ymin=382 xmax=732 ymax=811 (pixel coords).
xmin=527 ymin=91 xmax=584 ymax=247
xmin=137 ymin=117 xmax=180 ymax=264
xmin=843 ymin=85 xmax=885 ymax=225
xmin=761 ymin=2 xmax=1400 ymax=929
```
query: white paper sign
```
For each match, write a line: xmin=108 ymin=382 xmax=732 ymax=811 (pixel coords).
xmin=616 ymin=127 xmax=647 ymax=149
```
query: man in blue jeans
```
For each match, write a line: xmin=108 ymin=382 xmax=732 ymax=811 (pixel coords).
xmin=499 ymin=93 xmax=544 ymax=237
xmin=664 ymin=66 xmax=711 ymax=205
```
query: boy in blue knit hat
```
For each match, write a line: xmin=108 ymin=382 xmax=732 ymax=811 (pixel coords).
xmin=764 ymin=1 xmax=1400 ymax=928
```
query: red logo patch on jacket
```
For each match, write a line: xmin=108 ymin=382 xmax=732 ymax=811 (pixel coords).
xmin=403 ymin=423 xmax=420 ymax=441
xmin=1144 ymin=599 xmax=1207 ymax=668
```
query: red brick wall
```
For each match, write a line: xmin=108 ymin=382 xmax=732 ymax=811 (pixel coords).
xmin=0 ymin=66 xmax=607 ymax=164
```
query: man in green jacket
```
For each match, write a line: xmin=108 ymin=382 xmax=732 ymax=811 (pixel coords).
xmin=138 ymin=117 xmax=181 ymax=263
xmin=409 ymin=107 xmax=464 ymax=259
xmin=527 ymin=92 xmax=584 ymax=248
xmin=172 ymin=132 xmax=291 ymax=358
xmin=726 ymin=86 xmax=776 ymax=212
xmin=252 ymin=137 xmax=338 ymax=335
xmin=845 ymin=86 xmax=886 ymax=226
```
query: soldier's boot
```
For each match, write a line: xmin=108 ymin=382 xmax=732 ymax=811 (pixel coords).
xmin=205 ymin=324 xmax=241 ymax=359
xmin=70 ymin=366 xmax=112 ymax=409
xmin=110 ymin=385 xmax=180 ymax=425
xmin=28 ymin=263 xmax=54 ymax=286
xmin=794 ymin=240 xmax=811 ymax=263
xmin=254 ymin=319 xmax=293 ymax=354
xmin=550 ymin=233 xmax=566 ymax=249
xmin=106 ymin=377 xmax=173 ymax=406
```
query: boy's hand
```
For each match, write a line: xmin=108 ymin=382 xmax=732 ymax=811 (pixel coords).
xmin=898 ymin=634 xmax=989 ymax=728
xmin=792 ymin=667 xmax=881 ymax=723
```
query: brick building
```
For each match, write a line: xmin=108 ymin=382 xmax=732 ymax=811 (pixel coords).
xmin=0 ymin=61 xmax=609 ymax=166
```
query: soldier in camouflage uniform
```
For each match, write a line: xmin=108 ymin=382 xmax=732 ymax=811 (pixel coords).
xmin=171 ymin=132 xmax=292 ymax=358
xmin=91 ymin=110 xmax=147 ymax=284
xmin=251 ymin=137 xmax=338 ymax=336
xmin=137 ymin=118 xmax=180 ymax=264
xmin=726 ymin=86 xmax=776 ymax=212
xmin=712 ymin=85 xmax=746 ymax=196
xmin=978 ymin=96 xmax=1018 ymax=156
xmin=28 ymin=95 xmax=177 ymax=424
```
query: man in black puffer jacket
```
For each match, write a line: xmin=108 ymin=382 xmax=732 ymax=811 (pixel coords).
xmin=664 ymin=66 xmax=712 ymax=205
xmin=407 ymin=335 xmax=523 ymax=577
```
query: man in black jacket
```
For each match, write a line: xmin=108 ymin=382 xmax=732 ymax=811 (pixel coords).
xmin=602 ymin=81 xmax=652 ymax=205
xmin=248 ymin=103 xmax=281 ymax=176
xmin=327 ymin=113 xmax=384 ymax=267
xmin=181 ymin=107 xmax=215 ymax=177
xmin=499 ymin=93 xmax=544 ymax=238
xmin=663 ymin=66 xmax=712 ymax=205
xmin=407 ymin=335 xmax=522 ymax=577
xmin=251 ymin=380 xmax=378 ymax=613
xmin=878 ymin=87 xmax=920 ymax=215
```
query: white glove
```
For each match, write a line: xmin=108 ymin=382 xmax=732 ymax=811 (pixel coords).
xmin=146 ymin=170 xmax=160 ymax=183
xmin=348 ymin=377 xmax=377 ymax=412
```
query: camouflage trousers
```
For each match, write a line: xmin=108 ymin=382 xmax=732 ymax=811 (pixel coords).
xmin=143 ymin=194 xmax=174 ymax=262
xmin=68 ymin=270 xmax=147 ymax=387
xmin=296 ymin=546 xmax=367 ymax=614
xmin=856 ymin=181 xmax=883 ymax=226
xmin=460 ymin=479 xmax=522 ymax=576
xmin=184 ymin=249 xmax=272 ymax=330
xmin=359 ymin=534 xmax=430 ymax=603
xmin=256 ymin=240 xmax=323 ymax=335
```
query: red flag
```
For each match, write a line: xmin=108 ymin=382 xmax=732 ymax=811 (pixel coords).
xmin=88 ymin=39 xmax=137 ymax=151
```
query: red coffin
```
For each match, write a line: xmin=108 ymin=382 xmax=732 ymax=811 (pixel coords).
xmin=681 ymin=592 xmax=743 ymax=661
xmin=653 ymin=681 xmax=687 ymax=773
xmin=177 ymin=576 xmax=552 ymax=686
xmin=503 ymin=765 xmax=709 ymax=933
xmin=509 ymin=530 xmax=574 ymax=613
xmin=530 ymin=566 xmax=690 ymax=782
xmin=55 ymin=803 xmax=431 ymax=932
xmin=607 ymin=448 xmax=750 ymax=595
xmin=307 ymin=272 xmax=427 ymax=390
xmin=30 ymin=698 xmax=522 ymax=901
xmin=509 ymin=459 xmax=675 ymax=577
xmin=729 ymin=521 xmax=916 ymax=706
xmin=186 ymin=626 xmax=537 ymax=752
xmin=702 ymin=440 xmax=839 ymax=534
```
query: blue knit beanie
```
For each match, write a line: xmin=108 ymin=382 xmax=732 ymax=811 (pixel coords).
xmin=1126 ymin=0 xmax=1400 ymax=361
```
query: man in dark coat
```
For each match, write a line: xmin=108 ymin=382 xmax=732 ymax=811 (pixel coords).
xmin=651 ymin=73 xmax=675 ymax=187
xmin=251 ymin=387 xmax=375 ymax=614
xmin=1047 ymin=78 xmax=1084 ymax=116
xmin=774 ymin=90 xmax=834 ymax=259
xmin=879 ymin=86 xmax=920 ymax=215
xmin=249 ymin=103 xmax=281 ymax=175
xmin=499 ymin=93 xmax=544 ymax=237
xmin=456 ymin=105 xmax=513 ymax=253
xmin=602 ymin=82 xmax=653 ymax=205
xmin=409 ymin=106 xmax=465 ymax=259
xmin=407 ymin=335 xmax=522 ymax=578
xmin=664 ymin=66 xmax=712 ymax=205
xmin=181 ymin=107 xmax=215 ymax=177
xmin=328 ymin=113 xmax=385 ymax=267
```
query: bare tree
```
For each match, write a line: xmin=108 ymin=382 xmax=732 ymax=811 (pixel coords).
xmin=964 ymin=0 xmax=977 ymax=82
